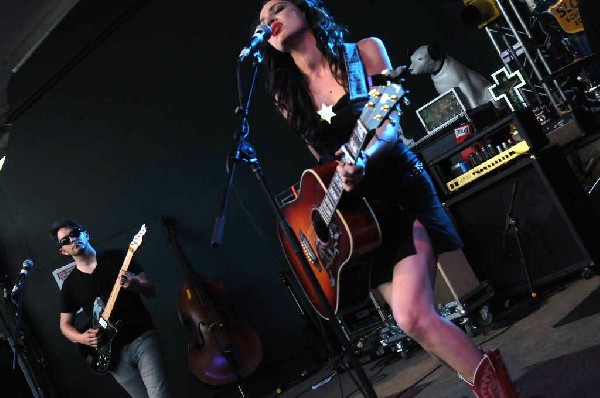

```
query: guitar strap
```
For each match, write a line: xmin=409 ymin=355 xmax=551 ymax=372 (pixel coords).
xmin=342 ymin=43 xmax=369 ymax=101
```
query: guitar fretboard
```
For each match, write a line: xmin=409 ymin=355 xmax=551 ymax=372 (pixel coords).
xmin=102 ymin=248 xmax=135 ymax=321
xmin=100 ymin=224 xmax=146 ymax=322
xmin=315 ymin=83 xmax=405 ymax=226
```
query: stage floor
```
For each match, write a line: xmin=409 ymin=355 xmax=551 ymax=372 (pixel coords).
xmin=264 ymin=271 xmax=600 ymax=398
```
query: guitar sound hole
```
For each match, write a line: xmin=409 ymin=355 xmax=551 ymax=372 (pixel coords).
xmin=312 ymin=210 xmax=329 ymax=243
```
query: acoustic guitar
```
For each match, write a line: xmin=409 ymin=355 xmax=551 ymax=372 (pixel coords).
xmin=278 ymin=79 xmax=408 ymax=320
xmin=78 ymin=224 xmax=147 ymax=375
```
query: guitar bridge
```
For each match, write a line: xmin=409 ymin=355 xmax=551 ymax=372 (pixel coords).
xmin=299 ymin=231 xmax=321 ymax=271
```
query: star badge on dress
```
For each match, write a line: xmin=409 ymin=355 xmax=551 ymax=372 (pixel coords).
xmin=318 ymin=103 xmax=336 ymax=124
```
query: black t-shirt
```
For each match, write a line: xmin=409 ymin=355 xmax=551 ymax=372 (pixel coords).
xmin=60 ymin=249 xmax=155 ymax=347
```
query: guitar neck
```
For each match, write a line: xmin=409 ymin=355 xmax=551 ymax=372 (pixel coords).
xmin=102 ymin=248 xmax=135 ymax=321
xmin=319 ymin=120 xmax=370 ymax=225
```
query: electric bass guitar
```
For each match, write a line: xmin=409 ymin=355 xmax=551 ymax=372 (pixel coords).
xmin=278 ymin=77 xmax=409 ymax=320
xmin=78 ymin=224 xmax=147 ymax=375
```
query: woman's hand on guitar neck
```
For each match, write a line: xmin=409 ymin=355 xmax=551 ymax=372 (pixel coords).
xmin=335 ymin=148 xmax=368 ymax=192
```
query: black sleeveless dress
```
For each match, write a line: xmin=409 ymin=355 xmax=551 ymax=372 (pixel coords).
xmin=308 ymin=93 xmax=464 ymax=287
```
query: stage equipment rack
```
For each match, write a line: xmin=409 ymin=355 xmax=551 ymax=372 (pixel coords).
xmin=426 ymin=107 xmax=599 ymax=299
xmin=427 ymin=107 xmax=549 ymax=199
xmin=483 ymin=0 xmax=570 ymax=113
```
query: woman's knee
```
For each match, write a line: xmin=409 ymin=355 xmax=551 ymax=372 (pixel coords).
xmin=391 ymin=307 xmax=423 ymax=336
xmin=391 ymin=306 xmax=439 ymax=339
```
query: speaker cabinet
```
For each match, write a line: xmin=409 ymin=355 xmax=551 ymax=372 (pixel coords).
xmin=443 ymin=146 xmax=599 ymax=299
xmin=434 ymin=250 xmax=481 ymax=305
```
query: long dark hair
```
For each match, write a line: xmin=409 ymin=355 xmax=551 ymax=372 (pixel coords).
xmin=261 ymin=0 xmax=349 ymax=145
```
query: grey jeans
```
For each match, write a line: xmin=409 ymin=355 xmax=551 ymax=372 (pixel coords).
xmin=110 ymin=329 xmax=171 ymax=398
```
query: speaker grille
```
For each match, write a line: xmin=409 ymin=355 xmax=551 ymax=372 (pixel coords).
xmin=444 ymin=147 xmax=597 ymax=298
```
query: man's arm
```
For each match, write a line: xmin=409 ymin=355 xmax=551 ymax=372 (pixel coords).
xmin=120 ymin=270 xmax=156 ymax=298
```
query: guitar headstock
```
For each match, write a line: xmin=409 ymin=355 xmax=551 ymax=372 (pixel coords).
xmin=361 ymin=68 xmax=410 ymax=131
xmin=129 ymin=224 xmax=147 ymax=252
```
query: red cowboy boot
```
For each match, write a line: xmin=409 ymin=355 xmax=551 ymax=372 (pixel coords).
xmin=460 ymin=348 xmax=519 ymax=398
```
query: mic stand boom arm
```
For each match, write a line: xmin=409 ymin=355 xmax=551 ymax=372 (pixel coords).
xmin=208 ymin=49 xmax=264 ymax=398
xmin=210 ymin=51 xmax=377 ymax=398
xmin=210 ymin=52 xmax=259 ymax=248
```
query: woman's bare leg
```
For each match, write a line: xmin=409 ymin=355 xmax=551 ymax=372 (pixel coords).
xmin=377 ymin=219 xmax=483 ymax=381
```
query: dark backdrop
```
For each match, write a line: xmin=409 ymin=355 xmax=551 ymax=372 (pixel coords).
xmin=0 ymin=0 xmax=499 ymax=396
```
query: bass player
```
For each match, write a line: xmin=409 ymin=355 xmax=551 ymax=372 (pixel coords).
xmin=51 ymin=219 xmax=171 ymax=397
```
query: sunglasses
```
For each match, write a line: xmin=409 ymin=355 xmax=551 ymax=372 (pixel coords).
xmin=57 ymin=228 xmax=84 ymax=248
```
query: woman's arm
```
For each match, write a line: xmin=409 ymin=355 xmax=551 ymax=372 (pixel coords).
xmin=336 ymin=37 xmax=402 ymax=191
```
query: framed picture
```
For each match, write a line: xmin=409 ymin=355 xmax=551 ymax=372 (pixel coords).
xmin=416 ymin=88 xmax=469 ymax=135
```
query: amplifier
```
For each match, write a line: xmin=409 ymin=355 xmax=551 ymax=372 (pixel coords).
xmin=428 ymin=108 xmax=549 ymax=199
xmin=445 ymin=140 xmax=530 ymax=192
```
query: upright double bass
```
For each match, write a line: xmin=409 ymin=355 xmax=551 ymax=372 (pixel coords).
xmin=161 ymin=216 xmax=263 ymax=386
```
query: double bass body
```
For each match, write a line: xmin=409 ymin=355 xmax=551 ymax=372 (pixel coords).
xmin=178 ymin=272 xmax=264 ymax=386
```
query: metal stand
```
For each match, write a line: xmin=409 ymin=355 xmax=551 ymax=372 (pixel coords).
xmin=11 ymin=285 xmax=25 ymax=370
xmin=368 ymin=291 xmax=412 ymax=358
xmin=277 ymin=269 xmax=337 ymax=357
xmin=211 ymin=49 xmax=377 ymax=397
xmin=588 ymin=177 xmax=600 ymax=196
xmin=484 ymin=0 xmax=570 ymax=113
xmin=0 ymin=282 xmax=56 ymax=398
xmin=496 ymin=181 xmax=537 ymax=298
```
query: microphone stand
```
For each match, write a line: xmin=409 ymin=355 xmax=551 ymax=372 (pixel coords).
xmin=4 ymin=278 xmax=51 ymax=398
xmin=11 ymin=287 xmax=25 ymax=370
xmin=496 ymin=181 xmax=537 ymax=298
xmin=211 ymin=51 xmax=377 ymax=398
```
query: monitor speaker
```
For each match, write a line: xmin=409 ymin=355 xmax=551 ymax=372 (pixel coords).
xmin=443 ymin=146 xmax=598 ymax=299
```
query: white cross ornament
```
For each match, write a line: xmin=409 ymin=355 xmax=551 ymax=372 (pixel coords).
xmin=488 ymin=67 xmax=527 ymax=111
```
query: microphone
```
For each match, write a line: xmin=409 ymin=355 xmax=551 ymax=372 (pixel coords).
xmin=384 ymin=65 xmax=408 ymax=80
xmin=368 ymin=65 xmax=408 ymax=86
xmin=239 ymin=23 xmax=272 ymax=62
xmin=11 ymin=259 xmax=34 ymax=296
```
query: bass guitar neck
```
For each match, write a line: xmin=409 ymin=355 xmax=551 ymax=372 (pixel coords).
xmin=78 ymin=225 xmax=147 ymax=375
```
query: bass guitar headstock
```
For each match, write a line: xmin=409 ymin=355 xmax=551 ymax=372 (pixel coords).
xmin=129 ymin=224 xmax=147 ymax=253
